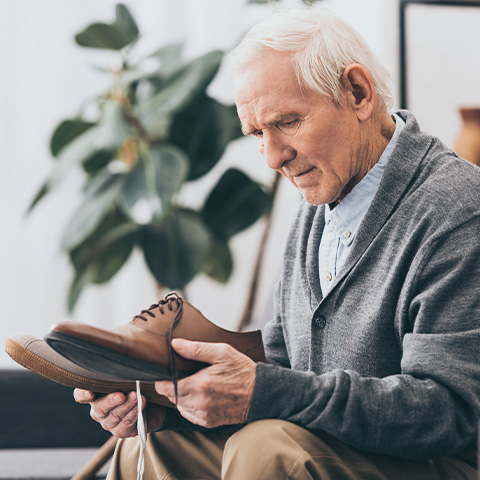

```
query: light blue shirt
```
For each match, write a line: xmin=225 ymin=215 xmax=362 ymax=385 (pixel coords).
xmin=319 ymin=113 xmax=405 ymax=297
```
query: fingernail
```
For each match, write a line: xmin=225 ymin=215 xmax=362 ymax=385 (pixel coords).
xmin=171 ymin=338 xmax=184 ymax=348
xmin=128 ymin=392 xmax=137 ymax=403
xmin=84 ymin=391 xmax=95 ymax=400
xmin=113 ymin=394 xmax=124 ymax=404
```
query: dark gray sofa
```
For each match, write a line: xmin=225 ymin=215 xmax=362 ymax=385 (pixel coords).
xmin=0 ymin=369 xmax=113 ymax=479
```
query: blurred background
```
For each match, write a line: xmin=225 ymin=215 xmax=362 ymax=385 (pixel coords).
xmin=1 ymin=0 xmax=479 ymax=368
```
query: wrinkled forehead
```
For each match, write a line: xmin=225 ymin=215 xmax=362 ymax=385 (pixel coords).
xmin=233 ymin=51 xmax=301 ymax=105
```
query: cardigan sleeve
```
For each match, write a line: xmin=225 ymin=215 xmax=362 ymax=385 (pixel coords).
xmin=262 ymin=280 xmax=291 ymax=368
xmin=248 ymin=218 xmax=480 ymax=460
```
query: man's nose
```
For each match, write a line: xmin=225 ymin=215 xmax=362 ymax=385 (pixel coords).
xmin=262 ymin=133 xmax=296 ymax=170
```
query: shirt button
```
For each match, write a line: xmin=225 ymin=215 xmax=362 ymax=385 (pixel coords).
xmin=313 ymin=315 xmax=326 ymax=329
xmin=344 ymin=231 xmax=351 ymax=238
xmin=325 ymin=272 xmax=332 ymax=281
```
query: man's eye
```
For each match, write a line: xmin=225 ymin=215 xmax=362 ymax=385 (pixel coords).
xmin=253 ymin=130 xmax=263 ymax=138
xmin=278 ymin=120 xmax=299 ymax=133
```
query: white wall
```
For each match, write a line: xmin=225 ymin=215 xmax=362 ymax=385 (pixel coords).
xmin=404 ymin=3 xmax=480 ymax=146
xmin=0 ymin=0 xmax=401 ymax=368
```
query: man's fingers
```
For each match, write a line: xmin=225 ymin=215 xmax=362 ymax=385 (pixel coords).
xmin=155 ymin=380 xmax=179 ymax=404
xmin=155 ymin=367 xmax=213 ymax=402
xmin=100 ymin=393 xmax=143 ymax=430
xmin=89 ymin=392 xmax=126 ymax=419
xmin=73 ymin=388 xmax=96 ymax=404
xmin=72 ymin=388 xmax=156 ymax=438
xmin=171 ymin=338 xmax=236 ymax=364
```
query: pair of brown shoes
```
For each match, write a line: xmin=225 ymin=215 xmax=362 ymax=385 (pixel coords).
xmin=6 ymin=293 xmax=265 ymax=407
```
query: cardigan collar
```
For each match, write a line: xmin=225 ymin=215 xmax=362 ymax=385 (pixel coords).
xmin=307 ymin=110 xmax=434 ymax=306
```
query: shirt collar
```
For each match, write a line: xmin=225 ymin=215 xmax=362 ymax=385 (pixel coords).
xmin=324 ymin=113 xmax=406 ymax=246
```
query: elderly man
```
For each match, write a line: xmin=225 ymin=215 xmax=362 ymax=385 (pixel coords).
xmin=75 ymin=9 xmax=480 ymax=479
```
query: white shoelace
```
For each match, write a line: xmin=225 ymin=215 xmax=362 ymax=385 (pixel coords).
xmin=136 ymin=380 xmax=147 ymax=480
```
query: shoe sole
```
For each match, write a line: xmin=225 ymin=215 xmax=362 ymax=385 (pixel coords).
xmin=5 ymin=336 xmax=175 ymax=408
xmin=45 ymin=331 xmax=193 ymax=382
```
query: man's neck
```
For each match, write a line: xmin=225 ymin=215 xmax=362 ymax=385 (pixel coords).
xmin=337 ymin=111 xmax=396 ymax=203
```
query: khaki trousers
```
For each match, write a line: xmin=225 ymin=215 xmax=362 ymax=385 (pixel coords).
xmin=107 ymin=419 xmax=477 ymax=480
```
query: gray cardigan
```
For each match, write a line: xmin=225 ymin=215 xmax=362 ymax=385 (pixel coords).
xmin=248 ymin=111 xmax=480 ymax=461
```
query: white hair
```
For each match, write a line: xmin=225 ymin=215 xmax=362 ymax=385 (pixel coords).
xmin=228 ymin=9 xmax=394 ymax=110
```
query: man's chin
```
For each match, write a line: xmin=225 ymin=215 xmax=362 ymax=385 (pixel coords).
xmin=300 ymin=188 xmax=338 ymax=206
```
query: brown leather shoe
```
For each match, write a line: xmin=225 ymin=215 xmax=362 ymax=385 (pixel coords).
xmin=45 ymin=293 xmax=265 ymax=385
xmin=5 ymin=333 xmax=174 ymax=407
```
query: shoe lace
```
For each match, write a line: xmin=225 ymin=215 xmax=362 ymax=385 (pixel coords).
xmin=134 ymin=293 xmax=184 ymax=480
xmin=136 ymin=380 xmax=146 ymax=480
xmin=133 ymin=292 xmax=184 ymax=405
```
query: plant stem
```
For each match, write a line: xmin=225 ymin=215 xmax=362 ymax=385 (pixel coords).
xmin=123 ymin=106 xmax=155 ymax=148
xmin=237 ymin=171 xmax=281 ymax=331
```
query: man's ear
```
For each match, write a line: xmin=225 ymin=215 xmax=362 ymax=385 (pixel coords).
xmin=342 ymin=64 xmax=376 ymax=121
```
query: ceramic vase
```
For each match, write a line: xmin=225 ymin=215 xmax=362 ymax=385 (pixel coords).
xmin=455 ymin=107 xmax=480 ymax=167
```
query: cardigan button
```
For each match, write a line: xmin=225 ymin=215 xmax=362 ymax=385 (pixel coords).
xmin=313 ymin=315 xmax=326 ymax=329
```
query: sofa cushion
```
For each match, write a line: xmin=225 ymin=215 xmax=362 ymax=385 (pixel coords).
xmin=0 ymin=369 xmax=111 ymax=448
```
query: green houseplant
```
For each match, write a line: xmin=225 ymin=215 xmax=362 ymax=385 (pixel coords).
xmin=30 ymin=4 xmax=273 ymax=312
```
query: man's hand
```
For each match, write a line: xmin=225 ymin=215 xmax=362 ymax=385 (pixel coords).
xmin=74 ymin=389 xmax=166 ymax=438
xmin=155 ymin=338 xmax=257 ymax=428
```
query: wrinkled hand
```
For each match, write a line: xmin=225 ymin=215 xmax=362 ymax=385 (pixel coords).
xmin=155 ymin=338 xmax=257 ymax=428
xmin=74 ymin=389 xmax=166 ymax=438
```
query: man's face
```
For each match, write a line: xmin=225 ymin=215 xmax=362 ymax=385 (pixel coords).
xmin=234 ymin=51 xmax=366 ymax=205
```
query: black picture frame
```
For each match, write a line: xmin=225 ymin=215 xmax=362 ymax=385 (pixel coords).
xmin=399 ymin=0 xmax=480 ymax=109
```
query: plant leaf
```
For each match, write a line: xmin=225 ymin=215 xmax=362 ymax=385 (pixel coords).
xmin=169 ymin=95 xmax=242 ymax=180
xmin=75 ymin=23 xmax=133 ymax=50
xmin=202 ymin=241 xmax=233 ymax=283
xmin=120 ymin=144 xmax=188 ymax=223
xmin=225 ymin=104 xmax=244 ymax=142
xmin=28 ymin=126 xmax=103 ymax=212
xmin=74 ymin=4 xmax=139 ymax=50
xmin=149 ymin=43 xmax=183 ymax=76
xmin=115 ymin=4 xmax=139 ymax=39
xmin=150 ymin=145 xmax=189 ymax=208
xmin=61 ymin=171 xmax=126 ymax=250
xmin=83 ymin=149 xmax=114 ymax=174
xmin=89 ymin=231 xmax=135 ymax=283
xmin=50 ymin=119 xmax=96 ymax=157
xmin=68 ymin=268 xmax=93 ymax=313
xmin=70 ymin=209 xmax=137 ymax=270
xmin=55 ymin=126 xmax=104 ymax=172
xmin=97 ymin=99 xmax=132 ymax=149
xmin=68 ymin=210 xmax=137 ymax=311
xmin=203 ymin=168 xmax=272 ymax=240
xmin=137 ymin=50 xmax=224 ymax=133
xmin=27 ymin=180 xmax=52 ymax=213
xmin=30 ymin=100 xmax=130 ymax=212
xmin=141 ymin=210 xmax=211 ymax=289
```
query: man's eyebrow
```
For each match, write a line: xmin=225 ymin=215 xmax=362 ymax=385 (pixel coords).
xmin=266 ymin=113 xmax=301 ymax=127
xmin=241 ymin=124 xmax=254 ymax=136
xmin=241 ymin=113 xmax=301 ymax=136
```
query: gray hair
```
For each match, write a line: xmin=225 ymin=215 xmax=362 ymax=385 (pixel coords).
xmin=228 ymin=9 xmax=394 ymax=110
